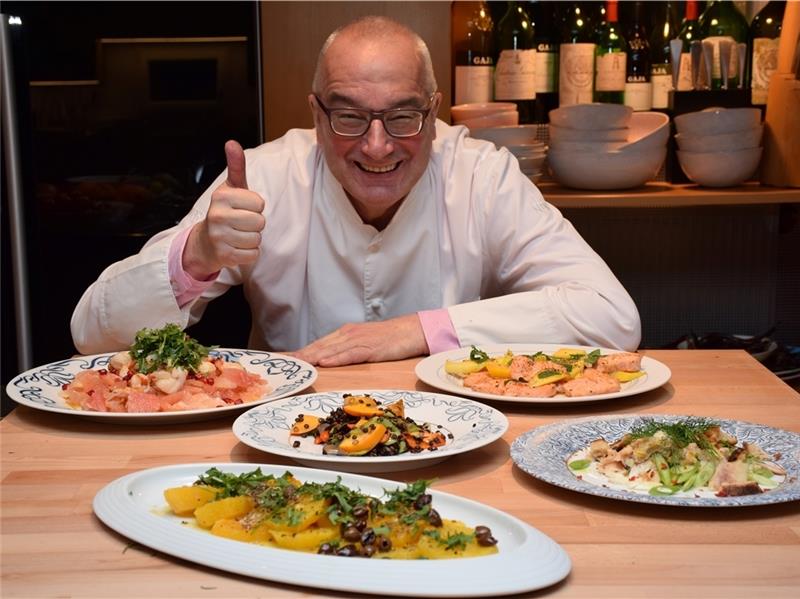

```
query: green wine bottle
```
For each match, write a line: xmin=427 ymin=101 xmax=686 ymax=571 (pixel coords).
xmin=594 ymin=0 xmax=626 ymax=104
xmin=494 ymin=1 xmax=536 ymax=123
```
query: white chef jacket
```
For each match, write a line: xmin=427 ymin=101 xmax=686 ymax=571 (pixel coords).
xmin=71 ymin=120 xmax=641 ymax=354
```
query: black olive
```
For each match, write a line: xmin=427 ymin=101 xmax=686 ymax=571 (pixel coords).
xmin=360 ymin=529 xmax=376 ymax=546
xmin=474 ymin=525 xmax=491 ymax=537
xmin=354 ymin=519 xmax=368 ymax=531
xmin=317 ymin=543 xmax=334 ymax=555
xmin=342 ymin=525 xmax=361 ymax=542
xmin=477 ymin=534 xmax=498 ymax=546
xmin=336 ymin=544 xmax=359 ymax=557
xmin=376 ymin=536 xmax=392 ymax=552
xmin=428 ymin=508 xmax=442 ymax=527
xmin=413 ymin=493 xmax=432 ymax=509
xmin=361 ymin=544 xmax=376 ymax=558
xmin=352 ymin=505 xmax=369 ymax=519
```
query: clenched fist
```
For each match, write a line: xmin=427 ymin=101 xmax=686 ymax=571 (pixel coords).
xmin=183 ymin=140 xmax=266 ymax=279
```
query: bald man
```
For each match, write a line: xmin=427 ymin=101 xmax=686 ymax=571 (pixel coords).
xmin=72 ymin=17 xmax=641 ymax=364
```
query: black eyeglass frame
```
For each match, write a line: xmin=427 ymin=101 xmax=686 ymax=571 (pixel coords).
xmin=313 ymin=94 xmax=437 ymax=138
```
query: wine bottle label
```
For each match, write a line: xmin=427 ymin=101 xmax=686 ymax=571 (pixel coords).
xmin=455 ymin=66 xmax=493 ymax=104
xmin=534 ymin=46 xmax=557 ymax=93
xmin=595 ymin=52 xmax=626 ymax=91
xmin=650 ymin=65 xmax=672 ymax=109
xmin=704 ymin=35 xmax=739 ymax=81
xmin=751 ymin=37 xmax=779 ymax=105
xmin=494 ymin=49 xmax=536 ymax=100
xmin=624 ymin=81 xmax=653 ymax=111
xmin=559 ymin=43 xmax=595 ymax=106
xmin=677 ymin=53 xmax=693 ymax=91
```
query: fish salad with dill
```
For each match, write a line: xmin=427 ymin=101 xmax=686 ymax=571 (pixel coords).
xmin=445 ymin=346 xmax=646 ymax=398
xmin=163 ymin=467 xmax=499 ymax=559
xmin=289 ymin=393 xmax=449 ymax=456
xmin=567 ymin=418 xmax=787 ymax=498
xmin=61 ymin=324 xmax=269 ymax=413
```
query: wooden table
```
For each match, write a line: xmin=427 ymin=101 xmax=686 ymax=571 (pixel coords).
xmin=2 ymin=350 xmax=799 ymax=598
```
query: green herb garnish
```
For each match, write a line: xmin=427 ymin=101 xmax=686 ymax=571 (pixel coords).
xmin=129 ymin=323 xmax=215 ymax=374
xmin=585 ymin=349 xmax=602 ymax=366
xmin=194 ymin=467 xmax=279 ymax=498
xmin=537 ymin=369 xmax=562 ymax=379
xmin=423 ymin=530 xmax=475 ymax=551
xmin=629 ymin=418 xmax=719 ymax=450
xmin=469 ymin=346 xmax=490 ymax=363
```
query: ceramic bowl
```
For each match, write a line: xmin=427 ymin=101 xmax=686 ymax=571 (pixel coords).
xmin=617 ymin=112 xmax=671 ymax=153
xmin=451 ymin=102 xmax=518 ymax=122
xmin=506 ymin=143 xmax=547 ymax=157
xmin=516 ymin=154 xmax=547 ymax=175
xmin=458 ymin=110 xmax=519 ymax=130
xmin=550 ymin=140 xmax=626 ymax=152
xmin=469 ymin=124 xmax=540 ymax=147
xmin=674 ymin=125 xmax=763 ymax=153
xmin=673 ymin=107 xmax=761 ymax=136
xmin=548 ymin=103 xmax=633 ymax=130
xmin=548 ymin=145 xmax=667 ymax=190
xmin=548 ymin=124 xmax=629 ymax=143
xmin=677 ymin=147 xmax=762 ymax=187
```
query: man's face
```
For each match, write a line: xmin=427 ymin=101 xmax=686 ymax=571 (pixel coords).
xmin=310 ymin=34 xmax=440 ymax=227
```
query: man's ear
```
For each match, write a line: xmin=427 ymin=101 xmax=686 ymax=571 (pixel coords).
xmin=308 ymin=94 xmax=322 ymax=140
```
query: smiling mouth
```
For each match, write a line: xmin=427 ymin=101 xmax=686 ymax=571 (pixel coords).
xmin=357 ymin=161 xmax=400 ymax=174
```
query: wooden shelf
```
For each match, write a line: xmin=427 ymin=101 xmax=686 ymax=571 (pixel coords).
xmin=539 ymin=181 xmax=800 ymax=208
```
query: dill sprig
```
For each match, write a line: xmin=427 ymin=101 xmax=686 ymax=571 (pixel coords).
xmin=628 ymin=418 xmax=719 ymax=449
xmin=129 ymin=323 xmax=215 ymax=374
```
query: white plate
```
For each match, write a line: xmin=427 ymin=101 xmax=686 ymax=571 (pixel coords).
xmin=232 ymin=390 xmax=509 ymax=473
xmin=5 ymin=349 xmax=317 ymax=424
xmin=511 ymin=414 xmax=800 ymax=507
xmin=93 ymin=463 xmax=570 ymax=596
xmin=415 ymin=344 xmax=671 ymax=404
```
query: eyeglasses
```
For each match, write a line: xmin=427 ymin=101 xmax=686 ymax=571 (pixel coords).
xmin=314 ymin=95 xmax=435 ymax=138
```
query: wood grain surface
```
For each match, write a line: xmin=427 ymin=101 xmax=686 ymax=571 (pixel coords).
xmin=2 ymin=350 xmax=799 ymax=598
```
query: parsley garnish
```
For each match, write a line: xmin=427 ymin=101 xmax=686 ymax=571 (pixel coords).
xmin=195 ymin=467 xmax=278 ymax=498
xmin=129 ymin=323 xmax=215 ymax=374
xmin=469 ymin=346 xmax=490 ymax=363
xmin=423 ymin=530 xmax=475 ymax=551
xmin=537 ymin=369 xmax=562 ymax=379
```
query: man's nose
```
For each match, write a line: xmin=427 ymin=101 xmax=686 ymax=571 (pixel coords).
xmin=361 ymin=118 xmax=394 ymax=158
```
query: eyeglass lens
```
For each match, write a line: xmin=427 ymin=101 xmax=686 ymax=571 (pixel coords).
xmin=330 ymin=109 xmax=424 ymax=137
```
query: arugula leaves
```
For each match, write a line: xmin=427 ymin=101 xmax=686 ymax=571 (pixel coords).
xmin=129 ymin=323 xmax=214 ymax=374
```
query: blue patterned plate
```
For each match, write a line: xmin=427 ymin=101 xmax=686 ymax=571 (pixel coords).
xmin=5 ymin=349 xmax=317 ymax=424
xmin=232 ymin=390 xmax=509 ymax=473
xmin=511 ymin=414 xmax=800 ymax=507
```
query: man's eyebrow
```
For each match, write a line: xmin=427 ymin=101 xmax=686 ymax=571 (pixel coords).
xmin=324 ymin=92 xmax=426 ymax=109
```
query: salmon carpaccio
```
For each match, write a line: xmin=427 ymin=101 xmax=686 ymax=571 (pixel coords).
xmin=61 ymin=357 xmax=270 ymax=413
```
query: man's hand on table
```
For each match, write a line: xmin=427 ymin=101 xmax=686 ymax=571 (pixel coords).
xmin=183 ymin=140 xmax=266 ymax=279
xmin=292 ymin=314 xmax=429 ymax=367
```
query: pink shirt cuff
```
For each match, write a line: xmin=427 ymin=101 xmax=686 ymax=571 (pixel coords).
xmin=417 ymin=308 xmax=460 ymax=354
xmin=168 ymin=227 xmax=219 ymax=307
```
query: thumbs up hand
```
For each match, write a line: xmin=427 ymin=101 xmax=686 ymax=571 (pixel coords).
xmin=183 ymin=140 xmax=266 ymax=279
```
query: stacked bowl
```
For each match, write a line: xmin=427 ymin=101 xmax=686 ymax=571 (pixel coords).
xmin=469 ymin=124 xmax=548 ymax=181
xmin=546 ymin=103 xmax=670 ymax=190
xmin=674 ymin=107 xmax=763 ymax=187
xmin=451 ymin=102 xmax=519 ymax=131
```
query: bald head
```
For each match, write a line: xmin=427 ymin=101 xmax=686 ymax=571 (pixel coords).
xmin=312 ymin=16 xmax=437 ymax=96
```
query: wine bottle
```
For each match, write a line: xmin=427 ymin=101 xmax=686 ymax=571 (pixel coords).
xmin=593 ymin=0 xmax=626 ymax=104
xmin=624 ymin=1 xmax=652 ymax=111
xmin=748 ymin=0 xmax=786 ymax=105
xmin=494 ymin=0 xmax=536 ymax=123
xmin=559 ymin=1 xmax=596 ymax=106
xmin=529 ymin=0 xmax=559 ymax=121
xmin=454 ymin=1 xmax=495 ymax=105
xmin=676 ymin=0 xmax=701 ymax=91
xmin=649 ymin=1 xmax=677 ymax=109
xmin=698 ymin=0 xmax=749 ymax=90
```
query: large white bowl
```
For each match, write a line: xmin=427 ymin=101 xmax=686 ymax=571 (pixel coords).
xmin=516 ymin=154 xmax=547 ymax=175
xmin=469 ymin=124 xmax=540 ymax=147
xmin=617 ymin=111 xmax=671 ymax=153
xmin=677 ymin=147 xmax=762 ymax=187
xmin=451 ymin=102 xmax=518 ymax=121
xmin=507 ymin=143 xmax=547 ymax=158
xmin=675 ymin=125 xmax=763 ymax=153
xmin=550 ymin=140 xmax=626 ymax=152
xmin=548 ymin=124 xmax=629 ymax=142
xmin=548 ymin=103 xmax=633 ymax=130
xmin=458 ymin=110 xmax=519 ymax=130
xmin=548 ymin=146 xmax=666 ymax=190
xmin=673 ymin=107 xmax=761 ymax=136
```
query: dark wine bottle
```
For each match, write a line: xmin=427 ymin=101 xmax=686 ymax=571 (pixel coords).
xmin=748 ymin=0 xmax=786 ymax=105
xmin=649 ymin=1 xmax=677 ymax=110
xmin=529 ymin=0 xmax=559 ymax=121
xmin=494 ymin=0 xmax=536 ymax=123
xmin=454 ymin=1 xmax=495 ymax=105
xmin=624 ymin=1 xmax=652 ymax=111
xmin=594 ymin=0 xmax=626 ymax=104
xmin=559 ymin=1 xmax=596 ymax=106
xmin=676 ymin=0 xmax=701 ymax=91
xmin=698 ymin=0 xmax=749 ymax=90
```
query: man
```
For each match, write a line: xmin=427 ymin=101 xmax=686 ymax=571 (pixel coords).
xmin=71 ymin=17 xmax=641 ymax=366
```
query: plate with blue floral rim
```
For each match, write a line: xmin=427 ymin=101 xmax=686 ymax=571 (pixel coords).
xmin=232 ymin=389 xmax=509 ymax=473
xmin=415 ymin=344 xmax=671 ymax=404
xmin=510 ymin=414 xmax=800 ymax=507
xmin=5 ymin=349 xmax=317 ymax=424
